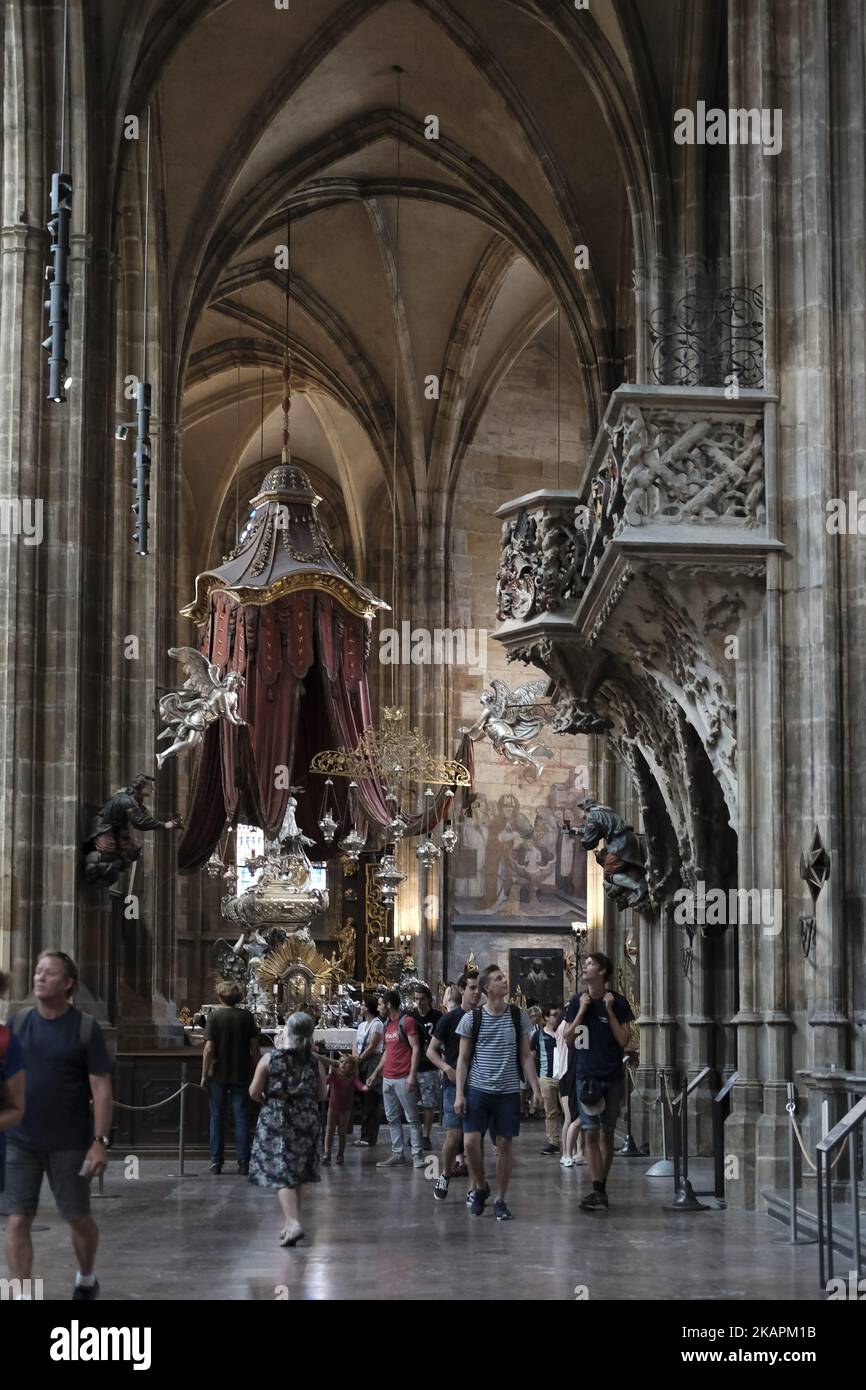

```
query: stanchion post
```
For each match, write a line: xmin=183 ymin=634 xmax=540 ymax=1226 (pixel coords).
xmin=849 ymin=1091 xmax=862 ymax=1284
xmin=663 ymin=1069 xmax=710 ymax=1212
xmin=179 ymin=1062 xmax=187 ymax=1177
xmin=816 ymin=1148 xmax=825 ymax=1289
xmin=773 ymin=1082 xmax=815 ymax=1245
xmin=670 ymin=1087 xmax=681 ymax=1192
xmin=646 ymin=1071 xmax=674 ymax=1177
xmin=618 ymin=1061 xmax=642 ymax=1156
xmin=681 ymin=1082 xmax=689 ymax=1187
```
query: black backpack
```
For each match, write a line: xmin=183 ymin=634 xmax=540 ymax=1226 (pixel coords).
xmin=11 ymin=1006 xmax=94 ymax=1048
xmin=468 ymin=1005 xmax=524 ymax=1080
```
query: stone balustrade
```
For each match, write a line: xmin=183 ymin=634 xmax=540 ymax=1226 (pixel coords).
xmin=495 ymin=384 xmax=780 ymax=649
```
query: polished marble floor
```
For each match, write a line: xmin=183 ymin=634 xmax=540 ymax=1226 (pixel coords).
xmin=2 ymin=1133 xmax=825 ymax=1301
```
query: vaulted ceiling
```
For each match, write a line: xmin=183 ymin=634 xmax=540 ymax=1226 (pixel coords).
xmin=97 ymin=0 xmax=678 ymax=571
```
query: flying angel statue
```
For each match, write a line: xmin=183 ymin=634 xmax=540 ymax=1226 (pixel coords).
xmin=156 ymin=647 xmax=246 ymax=769
xmin=462 ymin=678 xmax=554 ymax=778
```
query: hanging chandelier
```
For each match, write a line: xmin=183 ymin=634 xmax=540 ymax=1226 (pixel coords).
xmin=310 ymin=709 xmax=469 ymax=898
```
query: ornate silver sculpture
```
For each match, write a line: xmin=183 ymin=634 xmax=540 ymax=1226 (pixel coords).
xmin=156 ymin=647 xmax=245 ymax=769
xmin=462 ymin=678 xmax=554 ymax=778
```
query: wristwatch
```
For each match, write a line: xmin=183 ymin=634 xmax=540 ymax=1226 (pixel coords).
xmin=93 ymin=1135 xmax=112 ymax=1149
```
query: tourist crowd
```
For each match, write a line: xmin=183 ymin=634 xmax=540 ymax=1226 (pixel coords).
xmin=0 ymin=947 xmax=634 ymax=1283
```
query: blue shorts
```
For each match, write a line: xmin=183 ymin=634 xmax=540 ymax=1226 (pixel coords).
xmin=441 ymin=1082 xmax=461 ymax=1130
xmin=576 ymin=1078 xmax=625 ymax=1132
xmin=463 ymin=1087 xmax=521 ymax=1140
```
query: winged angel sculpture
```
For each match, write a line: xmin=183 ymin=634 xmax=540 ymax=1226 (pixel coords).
xmin=462 ymin=678 xmax=554 ymax=778
xmin=156 ymin=647 xmax=246 ymax=769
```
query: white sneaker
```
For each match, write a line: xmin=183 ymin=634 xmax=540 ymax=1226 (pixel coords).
xmin=412 ymin=1153 xmax=426 ymax=1169
xmin=376 ymin=1153 xmax=406 ymax=1168
xmin=560 ymin=1155 xmax=575 ymax=1168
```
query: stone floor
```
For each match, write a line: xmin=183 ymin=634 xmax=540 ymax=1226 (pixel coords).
xmin=2 ymin=1137 xmax=826 ymax=1301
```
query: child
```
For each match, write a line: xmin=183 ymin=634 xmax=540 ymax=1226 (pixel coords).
xmin=323 ymin=1055 xmax=368 ymax=1164
xmin=249 ymin=1012 xmax=327 ymax=1247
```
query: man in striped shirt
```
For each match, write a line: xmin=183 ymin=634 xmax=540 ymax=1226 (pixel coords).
xmin=454 ymin=964 xmax=542 ymax=1221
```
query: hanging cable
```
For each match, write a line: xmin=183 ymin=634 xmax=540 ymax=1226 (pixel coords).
xmin=282 ymin=208 xmax=292 ymax=465
xmin=260 ymin=369 xmax=265 ymax=467
xmin=59 ymin=0 xmax=69 ymax=173
xmin=556 ymin=306 xmax=561 ymax=490
xmin=389 ymin=65 xmax=403 ymax=708
xmin=234 ymin=361 xmax=240 ymax=548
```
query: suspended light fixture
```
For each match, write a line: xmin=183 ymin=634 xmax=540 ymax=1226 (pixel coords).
xmin=338 ymin=782 xmax=367 ymax=861
xmin=376 ymin=851 xmax=406 ymax=905
xmin=416 ymin=787 xmax=442 ymax=866
xmin=114 ymin=107 xmax=154 ymax=553
xmin=440 ymin=790 xmax=459 ymax=854
xmin=317 ymin=777 xmax=338 ymax=844
xmin=204 ymin=824 xmax=234 ymax=879
xmin=43 ymin=0 xmax=72 ymax=404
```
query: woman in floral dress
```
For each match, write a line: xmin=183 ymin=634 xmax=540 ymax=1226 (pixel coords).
xmin=249 ymin=1011 xmax=326 ymax=1246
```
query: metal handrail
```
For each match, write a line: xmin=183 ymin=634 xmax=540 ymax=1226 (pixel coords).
xmin=664 ymin=1066 xmax=714 ymax=1212
xmin=672 ymin=1064 xmax=711 ymax=1109
xmin=816 ymin=1092 xmax=866 ymax=1288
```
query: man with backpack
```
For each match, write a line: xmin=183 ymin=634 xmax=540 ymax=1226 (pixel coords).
xmin=426 ymin=969 xmax=480 ymax=1200
xmin=365 ymin=989 xmax=425 ymax=1169
xmin=2 ymin=950 xmax=113 ymax=1299
xmin=563 ymin=952 xmax=635 ymax=1210
xmin=454 ymin=964 xmax=542 ymax=1220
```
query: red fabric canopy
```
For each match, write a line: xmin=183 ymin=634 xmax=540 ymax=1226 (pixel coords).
xmin=177 ymin=590 xmax=473 ymax=872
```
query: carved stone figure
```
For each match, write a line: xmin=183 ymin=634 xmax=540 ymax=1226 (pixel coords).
xmin=551 ymin=694 xmax=612 ymax=736
xmin=82 ymin=773 xmax=181 ymax=887
xmin=576 ymin=797 xmax=649 ymax=911
xmin=496 ymin=513 xmax=538 ymax=620
xmin=463 ymin=678 xmax=554 ymax=778
xmin=156 ymin=647 xmax=246 ymax=769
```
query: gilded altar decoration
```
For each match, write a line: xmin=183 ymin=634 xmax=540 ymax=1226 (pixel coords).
xmin=311 ymin=707 xmax=470 ymax=790
xmin=256 ymin=939 xmax=333 ymax=991
xmin=363 ymin=861 xmax=392 ymax=986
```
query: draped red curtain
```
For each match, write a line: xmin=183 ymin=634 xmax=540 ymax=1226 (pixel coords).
xmin=177 ymin=590 xmax=472 ymax=872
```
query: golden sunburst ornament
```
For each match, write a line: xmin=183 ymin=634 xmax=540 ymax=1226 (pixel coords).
xmin=256 ymin=939 xmax=333 ymax=990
